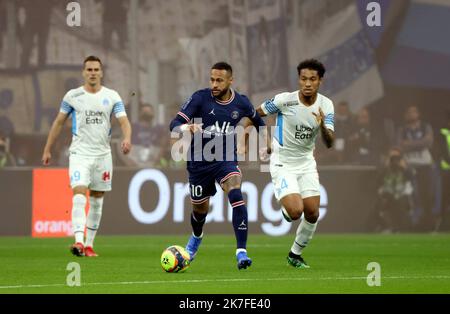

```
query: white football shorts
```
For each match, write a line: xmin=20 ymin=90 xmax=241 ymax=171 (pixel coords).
xmin=270 ymin=162 xmax=320 ymax=201
xmin=69 ymin=153 xmax=113 ymax=191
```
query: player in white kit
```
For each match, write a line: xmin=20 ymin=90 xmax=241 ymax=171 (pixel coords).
xmin=42 ymin=56 xmax=132 ymax=257
xmin=256 ymin=59 xmax=335 ymax=268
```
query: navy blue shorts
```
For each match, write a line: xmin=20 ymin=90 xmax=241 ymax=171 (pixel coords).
xmin=188 ymin=162 xmax=241 ymax=204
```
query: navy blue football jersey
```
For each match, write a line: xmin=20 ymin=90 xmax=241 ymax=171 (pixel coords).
xmin=175 ymin=88 xmax=261 ymax=168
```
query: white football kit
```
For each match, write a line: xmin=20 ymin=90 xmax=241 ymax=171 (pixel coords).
xmin=60 ymin=86 xmax=126 ymax=191
xmin=261 ymin=91 xmax=334 ymax=200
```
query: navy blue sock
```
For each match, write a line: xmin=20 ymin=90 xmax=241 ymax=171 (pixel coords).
xmin=191 ymin=211 xmax=207 ymax=237
xmin=228 ymin=189 xmax=248 ymax=250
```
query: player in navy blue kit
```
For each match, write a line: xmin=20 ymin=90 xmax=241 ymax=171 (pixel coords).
xmin=169 ymin=62 xmax=266 ymax=269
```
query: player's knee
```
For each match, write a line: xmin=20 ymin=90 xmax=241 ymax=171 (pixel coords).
xmin=286 ymin=205 xmax=303 ymax=221
xmin=304 ymin=210 xmax=319 ymax=223
xmin=73 ymin=186 xmax=88 ymax=195
xmin=193 ymin=202 xmax=209 ymax=214
xmin=290 ymin=209 xmax=303 ymax=221
xmin=90 ymin=190 xmax=105 ymax=198
xmin=224 ymin=184 xmax=241 ymax=194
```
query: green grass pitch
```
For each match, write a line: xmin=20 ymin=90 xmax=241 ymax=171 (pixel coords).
xmin=1 ymin=234 xmax=449 ymax=294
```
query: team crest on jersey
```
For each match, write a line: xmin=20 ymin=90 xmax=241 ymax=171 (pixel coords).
xmin=231 ymin=111 xmax=239 ymax=119
xmin=103 ymin=99 xmax=109 ymax=106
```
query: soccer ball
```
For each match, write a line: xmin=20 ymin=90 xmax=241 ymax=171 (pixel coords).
xmin=160 ymin=245 xmax=191 ymax=273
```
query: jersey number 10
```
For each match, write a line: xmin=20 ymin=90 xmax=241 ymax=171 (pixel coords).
xmin=191 ymin=184 xmax=203 ymax=197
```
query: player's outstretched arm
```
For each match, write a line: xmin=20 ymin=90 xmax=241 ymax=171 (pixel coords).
xmin=42 ymin=112 xmax=68 ymax=165
xmin=321 ymin=125 xmax=335 ymax=149
xmin=237 ymin=117 xmax=253 ymax=155
xmin=313 ymin=108 xmax=334 ymax=149
xmin=117 ymin=116 xmax=132 ymax=154
xmin=255 ymin=107 xmax=273 ymax=154
xmin=169 ymin=115 xmax=203 ymax=134
xmin=242 ymin=107 xmax=270 ymax=157
xmin=256 ymin=107 xmax=267 ymax=117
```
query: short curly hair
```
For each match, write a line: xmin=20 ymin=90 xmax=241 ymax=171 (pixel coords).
xmin=297 ymin=59 xmax=326 ymax=78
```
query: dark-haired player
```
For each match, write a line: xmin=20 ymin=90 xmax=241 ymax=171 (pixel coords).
xmin=169 ymin=62 xmax=266 ymax=269
xmin=256 ymin=59 xmax=335 ymax=268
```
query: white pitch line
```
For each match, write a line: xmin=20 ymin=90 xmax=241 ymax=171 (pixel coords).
xmin=1 ymin=275 xmax=450 ymax=290
xmin=0 ymin=243 xmax=287 ymax=249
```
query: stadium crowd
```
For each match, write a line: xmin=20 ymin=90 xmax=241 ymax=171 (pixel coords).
xmin=1 ymin=100 xmax=449 ymax=232
xmin=0 ymin=0 xmax=449 ymax=233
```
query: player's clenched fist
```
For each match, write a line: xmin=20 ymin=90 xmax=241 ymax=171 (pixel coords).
xmin=42 ymin=151 xmax=51 ymax=166
xmin=181 ymin=123 xmax=203 ymax=134
xmin=121 ymin=140 xmax=132 ymax=154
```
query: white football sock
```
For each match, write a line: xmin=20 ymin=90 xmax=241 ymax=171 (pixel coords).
xmin=72 ymin=194 xmax=87 ymax=244
xmin=191 ymin=232 xmax=203 ymax=239
xmin=291 ymin=218 xmax=317 ymax=256
xmin=85 ymin=196 xmax=103 ymax=248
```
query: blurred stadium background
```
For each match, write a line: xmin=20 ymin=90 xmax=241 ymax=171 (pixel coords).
xmin=0 ymin=0 xmax=449 ymax=238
